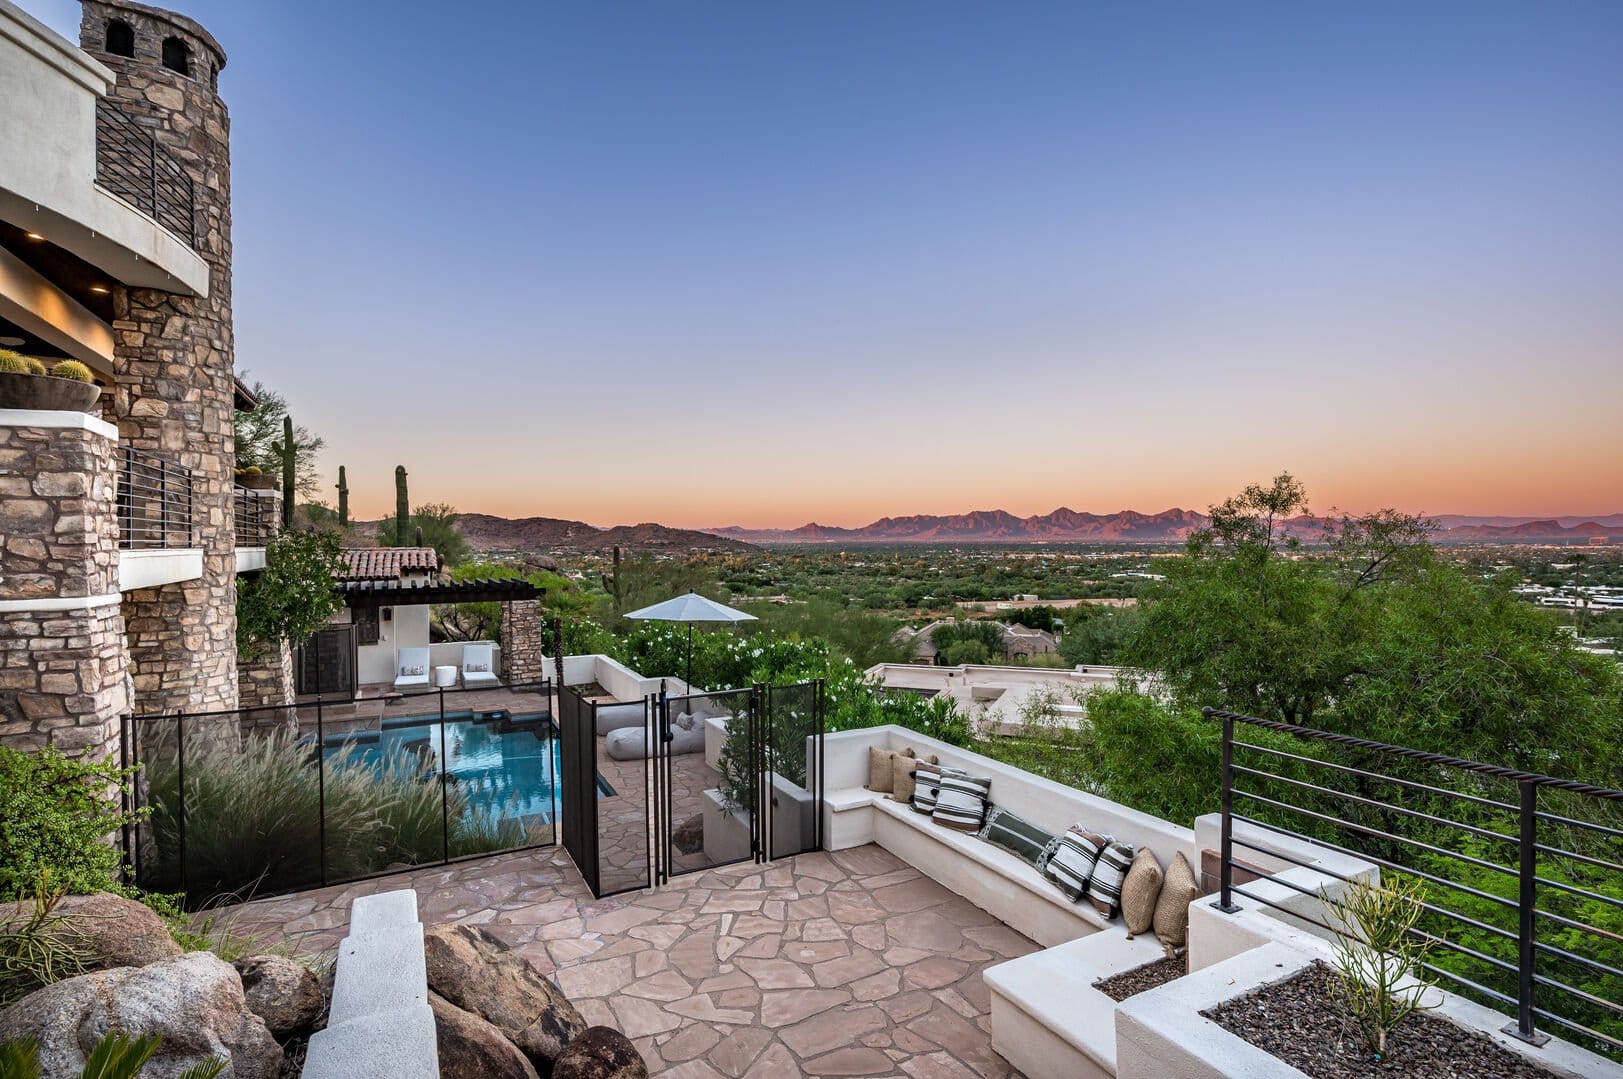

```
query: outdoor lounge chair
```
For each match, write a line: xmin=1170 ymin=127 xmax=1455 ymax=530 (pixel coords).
xmin=461 ymin=643 xmax=499 ymax=688
xmin=394 ymin=647 xmax=431 ymax=690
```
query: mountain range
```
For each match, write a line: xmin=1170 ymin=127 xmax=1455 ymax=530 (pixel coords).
xmin=702 ymin=509 xmax=1623 ymax=545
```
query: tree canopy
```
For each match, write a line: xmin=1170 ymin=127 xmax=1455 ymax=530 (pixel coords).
xmin=233 ymin=378 xmax=324 ymax=499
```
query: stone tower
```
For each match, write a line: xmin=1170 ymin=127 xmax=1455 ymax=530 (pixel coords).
xmin=79 ymin=0 xmax=239 ymax=714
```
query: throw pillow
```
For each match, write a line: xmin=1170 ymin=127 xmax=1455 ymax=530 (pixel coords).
xmin=1121 ymin=847 xmax=1165 ymax=938
xmin=402 ymin=664 xmax=425 ymax=677
xmin=467 ymin=663 xmax=489 ymax=673
xmin=1042 ymin=827 xmax=1106 ymax=901
xmin=977 ymin=807 xmax=1060 ymax=868
xmin=1153 ymin=851 xmax=1201 ymax=950
xmin=910 ymin=761 xmax=945 ymax=814
xmin=867 ymin=746 xmax=914 ymax=793
xmin=672 ymin=711 xmax=698 ymax=732
xmin=892 ymin=753 xmax=919 ymax=803
xmin=1086 ymin=839 xmax=1135 ymax=918
xmin=932 ymin=771 xmax=992 ymax=832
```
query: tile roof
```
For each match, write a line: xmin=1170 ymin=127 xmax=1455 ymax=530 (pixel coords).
xmin=339 ymin=547 xmax=441 ymax=582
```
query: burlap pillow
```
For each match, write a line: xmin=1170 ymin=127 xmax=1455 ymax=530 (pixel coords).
xmin=1121 ymin=847 xmax=1165 ymax=938
xmin=1153 ymin=851 xmax=1201 ymax=949
xmin=866 ymin=746 xmax=913 ymax=792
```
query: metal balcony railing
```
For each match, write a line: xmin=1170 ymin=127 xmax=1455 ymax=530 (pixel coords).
xmin=233 ymin=484 xmax=276 ymax=548
xmin=94 ymin=99 xmax=196 ymax=245
xmin=118 ymin=447 xmax=194 ymax=550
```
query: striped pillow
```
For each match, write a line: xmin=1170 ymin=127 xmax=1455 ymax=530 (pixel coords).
xmin=1086 ymin=839 xmax=1136 ymax=918
xmin=932 ymin=770 xmax=992 ymax=832
xmin=910 ymin=761 xmax=945 ymax=814
xmin=977 ymin=807 xmax=1060 ymax=868
xmin=1042 ymin=827 xmax=1106 ymax=902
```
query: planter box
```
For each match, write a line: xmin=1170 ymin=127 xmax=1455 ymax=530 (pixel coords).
xmin=701 ymin=778 xmax=819 ymax=865
xmin=0 ymin=372 xmax=101 ymax=412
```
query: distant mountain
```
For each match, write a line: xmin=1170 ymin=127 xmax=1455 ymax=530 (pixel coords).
xmin=705 ymin=508 xmax=1619 ymax=545
xmin=453 ymin=513 xmax=756 ymax=553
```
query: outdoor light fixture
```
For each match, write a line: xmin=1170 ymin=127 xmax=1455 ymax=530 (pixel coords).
xmin=24 ymin=232 xmax=43 ymax=240
xmin=89 ymin=285 xmax=110 ymax=294
xmin=0 ymin=337 xmax=23 ymax=347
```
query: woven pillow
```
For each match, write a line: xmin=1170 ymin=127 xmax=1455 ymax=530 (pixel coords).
xmin=1153 ymin=851 xmax=1201 ymax=949
xmin=1086 ymin=839 xmax=1136 ymax=918
xmin=1121 ymin=847 xmax=1165 ymax=937
xmin=932 ymin=770 xmax=992 ymax=832
xmin=910 ymin=761 xmax=945 ymax=814
xmin=889 ymin=752 xmax=941 ymax=804
xmin=866 ymin=746 xmax=914 ymax=793
xmin=977 ymin=807 xmax=1059 ymax=868
xmin=1042 ymin=827 xmax=1105 ymax=901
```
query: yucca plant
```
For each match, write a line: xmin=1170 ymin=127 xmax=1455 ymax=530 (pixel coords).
xmin=0 ymin=1032 xmax=226 ymax=1079
xmin=1323 ymin=875 xmax=1440 ymax=1058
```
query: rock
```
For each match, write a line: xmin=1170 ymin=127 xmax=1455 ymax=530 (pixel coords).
xmin=0 ymin=951 xmax=282 ymax=1078
xmin=671 ymin=814 xmax=704 ymax=854
xmin=0 ymin=892 xmax=182 ymax=971
xmin=551 ymin=1026 xmax=649 ymax=1079
xmin=424 ymin=924 xmax=586 ymax=1071
xmin=430 ymin=991 xmax=540 ymax=1079
xmin=234 ymin=954 xmax=324 ymax=1037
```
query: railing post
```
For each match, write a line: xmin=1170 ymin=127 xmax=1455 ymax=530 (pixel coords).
xmin=439 ymin=687 xmax=450 ymax=865
xmin=1211 ymin=707 xmax=1241 ymax=913
xmin=1504 ymin=780 xmax=1550 ymax=1045
xmin=316 ymin=695 xmax=327 ymax=888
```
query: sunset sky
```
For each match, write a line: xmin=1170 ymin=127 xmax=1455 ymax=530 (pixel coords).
xmin=37 ymin=1 xmax=1623 ymax=527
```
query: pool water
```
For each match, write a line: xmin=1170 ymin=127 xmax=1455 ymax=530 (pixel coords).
xmin=321 ymin=711 xmax=598 ymax=825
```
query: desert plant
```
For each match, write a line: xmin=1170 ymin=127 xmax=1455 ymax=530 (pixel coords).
xmin=0 ymin=1032 xmax=226 ymax=1079
xmin=239 ymin=465 xmax=262 ymax=475
xmin=0 ymin=349 xmax=31 ymax=373
xmin=0 ymin=747 xmax=139 ymax=902
xmin=0 ymin=875 xmax=90 ymax=1007
xmin=1323 ymin=875 xmax=1439 ymax=1058
xmin=48 ymin=360 xmax=93 ymax=382
xmin=23 ymin=356 xmax=45 ymax=375
xmin=236 ymin=529 xmax=346 ymax=661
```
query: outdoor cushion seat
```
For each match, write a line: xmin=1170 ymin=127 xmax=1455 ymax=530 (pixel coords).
xmin=461 ymin=643 xmax=499 ymax=687
xmin=604 ymin=716 xmax=705 ymax=760
xmin=594 ymin=701 xmax=648 ymax=736
xmin=394 ymin=648 xmax=431 ymax=690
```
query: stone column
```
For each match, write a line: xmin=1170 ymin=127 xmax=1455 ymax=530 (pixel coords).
xmin=0 ymin=413 xmax=129 ymax=758
xmin=81 ymin=2 xmax=239 ymax=716
xmin=237 ymin=639 xmax=294 ymax=711
xmin=499 ymin=599 xmax=544 ymax=683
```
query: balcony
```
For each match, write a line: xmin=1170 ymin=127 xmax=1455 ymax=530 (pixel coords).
xmin=234 ymin=481 xmax=278 ymax=569
xmin=93 ymin=100 xmax=196 ymax=247
xmin=117 ymin=446 xmax=200 ymax=590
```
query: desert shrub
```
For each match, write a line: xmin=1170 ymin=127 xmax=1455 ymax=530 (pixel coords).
xmin=0 ymin=881 xmax=89 ymax=1007
xmin=48 ymin=360 xmax=93 ymax=382
xmin=1324 ymin=876 xmax=1438 ymax=1058
xmin=0 ymin=747 xmax=137 ymax=902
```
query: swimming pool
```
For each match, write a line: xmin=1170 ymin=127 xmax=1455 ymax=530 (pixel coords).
xmin=320 ymin=711 xmax=610 ymax=826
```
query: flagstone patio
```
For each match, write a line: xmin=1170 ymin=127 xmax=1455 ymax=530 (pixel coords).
xmin=223 ymin=844 xmax=1037 ymax=1077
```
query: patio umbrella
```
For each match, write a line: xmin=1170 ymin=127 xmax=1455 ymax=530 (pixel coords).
xmin=624 ymin=591 xmax=757 ymax=690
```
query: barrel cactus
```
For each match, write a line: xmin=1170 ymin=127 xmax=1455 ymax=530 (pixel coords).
xmin=0 ymin=349 xmax=29 ymax=373
xmin=49 ymin=360 xmax=94 ymax=382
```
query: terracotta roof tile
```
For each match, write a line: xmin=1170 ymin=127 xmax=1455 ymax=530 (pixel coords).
xmin=339 ymin=547 xmax=441 ymax=582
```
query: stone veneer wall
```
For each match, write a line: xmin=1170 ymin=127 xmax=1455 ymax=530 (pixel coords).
xmin=499 ymin=599 xmax=545 ymax=684
xmin=81 ymin=1 xmax=239 ymax=715
xmin=237 ymin=639 xmax=294 ymax=711
xmin=0 ymin=417 xmax=129 ymax=757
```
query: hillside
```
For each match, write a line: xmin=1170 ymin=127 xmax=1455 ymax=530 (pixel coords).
xmin=454 ymin=513 xmax=756 ymax=553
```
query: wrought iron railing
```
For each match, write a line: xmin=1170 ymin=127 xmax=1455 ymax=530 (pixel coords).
xmin=118 ymin=447 xmax=194 ymax=550
xmin=94 ymin=99 xmax=196 ymax=245
xmin=233 ymin=484 xmax=276 ymax=548
xmin=1208 ymin=707 xmax=1623 ymax=1058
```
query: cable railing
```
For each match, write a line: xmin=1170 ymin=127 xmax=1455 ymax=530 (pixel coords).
xmin=1206 ymin=706 xmax=1623 ymax=1059
xmin=94 ymin=99 xmax=196 ymax=245
xmin=118 ymin=447 xmax=194 ymax=550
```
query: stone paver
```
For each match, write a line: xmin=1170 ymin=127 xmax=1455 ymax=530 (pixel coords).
xmin=223 ymin=844 xmax=1035 ymax=1077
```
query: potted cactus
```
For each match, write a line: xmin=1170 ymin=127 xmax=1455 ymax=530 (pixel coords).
xmin=233 ymin=465 xmax=279 ymax=490
xmin=0 ymin=351 xmax=102 ymax=412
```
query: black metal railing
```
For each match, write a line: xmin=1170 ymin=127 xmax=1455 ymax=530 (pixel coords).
xmin=121 ymin=680 xmax=556 ymax=906
xmin=233 ymin=484 xmax=276 ymax=548
xmin=118 ymin=447 xmax=194 ymax=550
xmin=1208 ymin=706 xmax=1623 ymax=1059
xmin=94 ymin=99 xmax=196 ymax=244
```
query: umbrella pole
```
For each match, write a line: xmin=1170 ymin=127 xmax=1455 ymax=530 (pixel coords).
xmin=686 ymin=623 xmax=693 ymax=690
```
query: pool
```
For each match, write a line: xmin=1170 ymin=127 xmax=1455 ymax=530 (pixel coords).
xmin=320 ymin=711 xmax=611 ymax=826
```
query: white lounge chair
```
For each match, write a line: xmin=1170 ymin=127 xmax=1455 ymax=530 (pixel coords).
xmin=394 ymin=647 xmax=431 ymax=690
xmin=461 ymin=643 xmax=499 ymax=688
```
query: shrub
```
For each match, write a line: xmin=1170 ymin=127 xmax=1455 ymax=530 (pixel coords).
xmin=0 ymin=746 xmax=137 ymax=902
xmin=48 ymin=360 xmax=93 ymax=382
xmin=236 ymin=530 xmax=346 ymax=661
xmin=0 ymin=880 xmax=90 ymax=1007
xmin=1324 ymin=875 xmax=1439 ymax=1058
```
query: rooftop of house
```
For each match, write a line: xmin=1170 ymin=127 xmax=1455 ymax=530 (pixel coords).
xmin=338 ymin=546 xmax=441 ymax=582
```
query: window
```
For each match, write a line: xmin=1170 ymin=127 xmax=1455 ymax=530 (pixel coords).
xmin=355 ymin=608 xmax=380 ymax=646
xmin=161 ymin=36 xmax=190 ymax=76
xmin=105 ymin=20 xmax=135 ymax=57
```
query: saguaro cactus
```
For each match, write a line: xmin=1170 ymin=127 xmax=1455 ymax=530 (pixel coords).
xmin=394 ymin=465 xmax=409 ymax=546
xmin=336 ymin=465 xmax=349 ymax=528
xmin=271 ymin=415 xmax=296 ymax=528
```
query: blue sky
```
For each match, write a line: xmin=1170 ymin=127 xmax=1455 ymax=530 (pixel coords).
xmin=33 ymin=1 xmax=1623 ymax=525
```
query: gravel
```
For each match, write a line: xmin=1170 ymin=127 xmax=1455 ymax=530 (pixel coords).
xmin=1092 ymin=954 xmax=1187 ymax=1002
xmin=1202 ymin=961 xmax=1556 ymax=1078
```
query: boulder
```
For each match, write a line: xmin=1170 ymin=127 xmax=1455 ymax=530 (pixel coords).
xmin=430 ymin=991 xmax=540 ymax=1079
xmin=0 ymin=892 xmax=182 ymax=971
xmin=0 ymin=951 xmax=282 ymax=1078
xmin=551 ymin=1027 xmax=648 ymax=1079
xmin=424 ymin=924 xmax=586 ymax=1071
xmin=234 ymin=954 xmax=324 ymax=1038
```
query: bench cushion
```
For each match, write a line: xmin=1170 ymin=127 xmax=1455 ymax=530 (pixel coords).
xmin=978 ymin=807 xmax=1059 ymax=868
xmin=933 ymin=770 xmax=992 ymax=832
xmin=1044 ymin=828 xmax=1105 ymax=902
